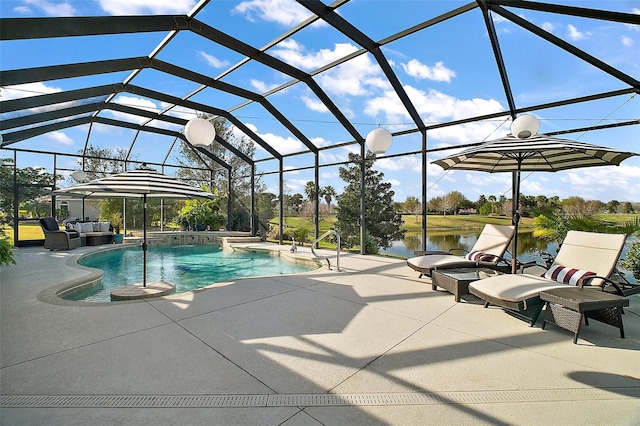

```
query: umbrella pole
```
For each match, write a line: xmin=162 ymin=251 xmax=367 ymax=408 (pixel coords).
xmin=143 ymin=194 xmax=147 ymax=287
xmin=511 ymin=169 xmax=521 ymax=274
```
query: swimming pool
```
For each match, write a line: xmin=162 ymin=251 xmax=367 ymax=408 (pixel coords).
xmin=68 ymin=245 xmax=318 ymax=302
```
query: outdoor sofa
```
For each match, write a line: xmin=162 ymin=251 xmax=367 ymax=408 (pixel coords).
xmin=65 ymin=220 xmax=114 ymax=246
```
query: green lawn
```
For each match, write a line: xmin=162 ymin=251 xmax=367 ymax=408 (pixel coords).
xmin=3 ymin=213 xmax=637 ymax=247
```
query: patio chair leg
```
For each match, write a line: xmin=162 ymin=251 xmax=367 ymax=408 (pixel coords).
xmin=573 ymin=313 xmax=584 ymax=344
xmin=530 ymin=304 xmax=545 ymax=327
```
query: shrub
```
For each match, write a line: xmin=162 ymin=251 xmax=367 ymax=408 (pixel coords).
xmin=0 ymin=231 xmax=16 ymax=267
xmin=621 ymin=240 xmax=640 ymax=281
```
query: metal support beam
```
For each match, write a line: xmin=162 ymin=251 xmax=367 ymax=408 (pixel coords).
xmin=279 ymin=158 xmax=284 ymax=246
xmin=360 ymin=143 xmax=366 ymax=255
xmin=421 ymin=131 xmax=428 ymax=252
xmin=314 ymin=154 xmax=320 ymax=242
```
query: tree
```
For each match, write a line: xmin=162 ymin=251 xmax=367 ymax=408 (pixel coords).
xmin=606 ymin=200 xmax=620 ymax=214
xmin=175 ymin=116 xmax=264 ymax=231
xmin=285 ymin=193 xmax=303 ymax=214
xmin=0 ymin=158 xmax=59 ymax=224
xmin=255 ymin=192 xmax=277 ymax=238
xmin=403 ymin=196 xmax=421 ymax=223
xmin=322 ymin=186 xmax=337 ymax=212
xmin=73 ymin=145 xmax=130 ymax=181
xmin=334 ymin=152 xmax=405 ymax=252
xmin=304 ymin=181 xmax=317 ymax=203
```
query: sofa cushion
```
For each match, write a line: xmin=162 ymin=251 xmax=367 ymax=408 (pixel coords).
xmin=99 ymin=222 xmax=111 ymax=232
xmin=544 ymin=265 xmax=596 ymax=286
xmin=79 ymin=222 xmax=94 ymax=233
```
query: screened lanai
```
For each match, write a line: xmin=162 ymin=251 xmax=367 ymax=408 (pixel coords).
xmin=1 ymin=0 xmax=639 ymax=251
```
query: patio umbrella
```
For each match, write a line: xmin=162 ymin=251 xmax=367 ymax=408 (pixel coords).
xmin=53 ymin=164 xmax=216 ymax=287
xmin=433 ymin=133 xmax=638 ymax=273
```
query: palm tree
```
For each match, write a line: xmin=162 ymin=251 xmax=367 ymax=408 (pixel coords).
xmin=304 ymin=181 xmax=317 ymax=203
xmin=323 ymin=186 xmax=337 ymax=212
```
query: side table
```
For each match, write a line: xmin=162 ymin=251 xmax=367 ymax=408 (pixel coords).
xmin=540 ymin=287 xmax=629 ymax=344
xmin=431 ymin=268 xmax=502 ymax=302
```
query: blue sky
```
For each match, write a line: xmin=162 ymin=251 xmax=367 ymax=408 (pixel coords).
xmin=1 ymin=0 xmax=639 ymax=204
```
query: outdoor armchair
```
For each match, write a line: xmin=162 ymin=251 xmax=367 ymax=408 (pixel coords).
xmin=39 ymin=216 xmax=81 ymax=251
xmin=406 ymin=224 xmax=516 ymax=278
xmin=468 ymin=230 xmax=628 ymax=325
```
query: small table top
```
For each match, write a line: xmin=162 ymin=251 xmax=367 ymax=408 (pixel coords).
xmin=540 ymin=287 xmax=629 ymax=312
xmin=432 ymin=267 xmax=502 ymax=282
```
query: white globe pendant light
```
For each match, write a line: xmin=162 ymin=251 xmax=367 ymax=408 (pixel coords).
xmin=510 ymin=114 xmax=540 ymax=139
xmin=185 ymin=118 xmax=216 ymax=147
xmin=365 ymin=128 xmax=392 ymax=155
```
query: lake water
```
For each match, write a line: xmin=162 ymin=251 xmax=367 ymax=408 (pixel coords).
xmin=383 ymin=230 xmax=636 ymax=281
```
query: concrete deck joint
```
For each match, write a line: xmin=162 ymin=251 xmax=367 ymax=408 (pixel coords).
xmin=2 ymin=388 xmax=639 ymax=408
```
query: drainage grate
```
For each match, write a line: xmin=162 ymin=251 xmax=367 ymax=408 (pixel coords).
xmin=2 ymin=388 xmax=639 ymax=408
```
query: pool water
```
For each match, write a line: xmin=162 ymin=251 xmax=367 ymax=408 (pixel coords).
xmin=68 ymin=245 xmax=317 ymax=302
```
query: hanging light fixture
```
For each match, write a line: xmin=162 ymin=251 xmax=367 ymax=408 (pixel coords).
xmin=71 ymin=170 xmax=89 ymax=183
xmin=184 ymin=118 xmax=216 ymax=147
xmin=365 ymin=128 xmax=393 ymax=155
xmin=510 ymin=114 xmax=540 ymax=139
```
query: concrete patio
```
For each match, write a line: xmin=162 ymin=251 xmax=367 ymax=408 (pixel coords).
xmin=1 ymin=243 xmax=639 ymax=425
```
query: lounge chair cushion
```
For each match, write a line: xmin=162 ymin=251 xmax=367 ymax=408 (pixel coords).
xmin=408 ymin=254 xmax=482 ymax=270
xmin=407 ymin=224 xmax=515 ymax=276
xmin=470 ymin=273 xmax=569 ymax=303
xmin=543 ymin=265 xmax=596 ymax=285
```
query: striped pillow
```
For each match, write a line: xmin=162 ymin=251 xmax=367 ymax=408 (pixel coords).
xmin=464 ymin=251 xmax=497 ymax=263
xmin=544 ymin=265 xmax=596 ymax=286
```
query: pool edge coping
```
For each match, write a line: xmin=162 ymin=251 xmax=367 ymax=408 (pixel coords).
xmin=37 ymin=243 xmax=326 ymax=307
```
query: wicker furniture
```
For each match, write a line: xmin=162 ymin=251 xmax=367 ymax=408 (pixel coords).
xmin=39 ymin=217 xmax=81 ymax=251
xmin=85 ymin=232 xmax=113 ymax=246
xmin=407 ymin=224 xmax=515 ymax=278
xmin=432 ymin=268 xmax=502 ymax=302
xmin=540 ymin=287 xmax=629 ymax=344
xmin=469 ymin=231 xmax=627 ymax=326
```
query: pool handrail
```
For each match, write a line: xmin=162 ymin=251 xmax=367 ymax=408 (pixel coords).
xmin=311 ymin=230 xmax=340 ymax=272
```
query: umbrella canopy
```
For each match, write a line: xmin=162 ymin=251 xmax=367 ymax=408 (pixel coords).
xmin=53 ymin=166 xmax=215 ymax=200
xmin=433 ymin=134 xmax=638 ymax=273
xmin=53 ymin=165 xmax=216 ymax=287
xmin=433 ymin=134 xmax=636 ymax=173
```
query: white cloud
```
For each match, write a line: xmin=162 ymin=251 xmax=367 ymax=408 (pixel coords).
xmin=243 ymin=123 xmax=305 ymax=155
xmin=233 ymin=0 xmax=315 ymax=26
xmin=364 ymin=85 xmax=505 ymax=143
xmin=250 ymin=79 xmax=280 ymax=93
xmin=401 ymin=59 xmax=456 ymax=83
xmin=109 ymin=96 xmax=161 ymax=124
xmin=47 ymin=131 xmax=74 ymax=145
xmin=271 ymin=41 xmax=359 ymax=71
xmin=567 ymin=24 xmax=589 ymax=41
xmin=559 ymin=164 xmax=640 ymax=201
xmin=199 ymin=52 xmax=229 ymax=68
xmin=22 ymin=0 xmax=75 ymax=16
xmin=376 ymin=156 xmax=422 ymax=174
xmin=1 ymin=82 xmax=62 ymax=100
xmin=621 ymin=36 xmax=634 ymax=47
xmin=541 ymin=22 xmax=554 ymax=33
xmin=97 ymin=0 xmax=196 ymax=15
xmin=302 ymin=96 xmax=329 ymax=113
xmin=0 ymin=82 xmax=77 ymax=115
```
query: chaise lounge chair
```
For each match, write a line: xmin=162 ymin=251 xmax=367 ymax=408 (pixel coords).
xmin=468 ymin=230 xmax=627 ymax=325
xmin=406 ymin=224 xmax=515 ymax=278
xmin=39 ymin=216 xmax=82 ymax=250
